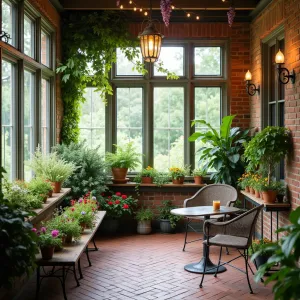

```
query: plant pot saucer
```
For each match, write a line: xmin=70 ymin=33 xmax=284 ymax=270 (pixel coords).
xmin=112 ymin=178 xmax=129 ymax=184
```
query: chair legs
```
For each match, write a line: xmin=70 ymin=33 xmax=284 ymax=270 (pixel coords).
xmin=244 ymin=249 xmax=254 ymax=294
xmin=214 ymin=246 xmax=223 ymax=277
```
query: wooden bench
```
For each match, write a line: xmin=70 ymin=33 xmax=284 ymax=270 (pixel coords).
xmin=35 ymin=211 xmax=106 ymax=300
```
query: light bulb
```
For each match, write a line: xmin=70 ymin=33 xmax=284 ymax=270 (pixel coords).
xmin=245 ymin=70 xmax=252 ymax=81
xmin=129 ymin=0 xmax=132 ymax=3
xmin=171 ymin=5 xmax=175 ymax=9
xmin=134 ymin=7 xmax=137 ymax=11
xmin=140 ymin=8 xmax=143 ymax=12
xmin=196 ymin=16 xmax=200 ymax=20
xmin=120 ymin=4 xmax=123 ymax=9
xmin=144 ymin=11 xmax=148 ymax=16
xmin=187 ymin=13 xmax=191 ymax=17
xmin=275 ymin=49 xmax=285 ymax=64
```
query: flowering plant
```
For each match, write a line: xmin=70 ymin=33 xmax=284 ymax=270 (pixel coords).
xmin=249 ymin=238 xmax=272 ymax=255
xmin=237 ymin=172 xmax=253 ymax=189
xmin=32 ymin=227 xmax=62 ymax=248
xmin=140 ymin=166 xmax=156 ymax=178
xmin=98 ymin=192 xmax=138 ymax=219
xmin=256 ymin=179 xmax=285 ymax=192
xmin=169 ymin=166 xmax=189 ymax=179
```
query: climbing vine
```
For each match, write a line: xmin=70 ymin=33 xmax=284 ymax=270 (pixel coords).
xmin=57 ymin=11 xmax=177 ymax=144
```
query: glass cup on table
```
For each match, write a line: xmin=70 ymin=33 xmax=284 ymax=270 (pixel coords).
xmin=213 ymin=200 xmax=221 ymax=211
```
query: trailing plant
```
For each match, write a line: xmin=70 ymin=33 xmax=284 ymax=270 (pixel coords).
xmin=55 ymin=142 xmax=108 ymax=201
xmin=135 ymin=207 xmax=154 ymax=221
xmin=158 ymin=200 xmax=182 ymax=228
xmin=189 ymin=115 xmax=250 ymax=187
xmin=153 ymin=172 xmax=170 ymax=187
xmin=253 ymin=207 xmax=300 ymax=300
xmin=57 ymin=11 xmax=178 ymax=144
xmin=0 ymin=167 xmax=39 ymax=289
xmin=106 ymin=142 xmax=141 ymax=170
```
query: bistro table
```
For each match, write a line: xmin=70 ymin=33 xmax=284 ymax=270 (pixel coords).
xmin=171 ymin=206 xmax=241 ymax=274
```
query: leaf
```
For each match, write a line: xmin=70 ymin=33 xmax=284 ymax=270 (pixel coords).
xmin=188 ymin=132 xmax=203 ymax=142
xmin=220 ymin=115 xmax=235 ymax=139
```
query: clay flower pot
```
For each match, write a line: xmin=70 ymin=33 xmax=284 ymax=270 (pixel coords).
xmin=48 ymin=189 xmax=53 ymax=198
xmin=40 ymin=246 xmax=55 ymax=260
xmin=249 ymin=187 xmax=255 ymax=194
xmin=80 ymin=222 xmax=86 ymax=232
xmin=53 ymin=181 xmax=62 ymax=193
xmin=64 ymin=235 xmax=73 ymax=244
xmin=254 ymin=190 xmax=260 ymax=198
xmin=141 ymin=177 xmax=153 ymax=184
xmin=111 ymin=168 xmax=128 ymax=180
xmin=262 ymin=190 xmax=277 ymax=204
xmin=172 ymin=177 xmax=184 ymax=184
xmin=194 ymin=176 xmax=203 ymax=185
xmin=245 ymin=186 xmax=250 ymax=193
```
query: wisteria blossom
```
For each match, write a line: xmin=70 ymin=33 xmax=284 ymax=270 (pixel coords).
xmin=160 ymin=0 xmax=172 ymax=27
xmin=227 ymin=7 xmax=236 ymax=27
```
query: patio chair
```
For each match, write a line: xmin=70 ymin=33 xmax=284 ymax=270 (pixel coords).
xmin=182 ymin=184 xmax=238 ymax=251
xmin=199 ymin=204 xmax=264 ymax=294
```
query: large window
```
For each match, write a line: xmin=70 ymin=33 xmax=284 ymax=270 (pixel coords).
xmin=2 ymin=0 xmax=16 ymax=46
xmin=79 ymin=41 xmax=228 ymax=172
xmin=24 ymin=15 xmax=35 ymax=58
xmin=41 ymin=30 xmax=51 ymax=67
xmin=41 ymin=78 xmax=50 ymax=154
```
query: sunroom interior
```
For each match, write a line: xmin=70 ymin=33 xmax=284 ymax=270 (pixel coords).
xmin=1 ymin=0 xmax=299 ymax=299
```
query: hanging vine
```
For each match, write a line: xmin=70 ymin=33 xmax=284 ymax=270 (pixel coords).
xmin=57 ymin=11 xmax=177 ymax=145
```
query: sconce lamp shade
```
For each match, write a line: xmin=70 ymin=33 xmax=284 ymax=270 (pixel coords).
xmin=245 ymin=70 xmax=252 ymax=81
xmin=139 ymin=23 xmax=163 ymax=63
xmin=275 ymin=50 xmax=285 ymax=64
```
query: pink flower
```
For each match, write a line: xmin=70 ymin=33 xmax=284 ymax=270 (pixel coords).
xmin=41 ymin=227 xmax=47 ymax=234
xmin=51 ymin=230 xmax=59 ymax=238
xmin=121 ymin=195 xmax=127 ymax=199
xmin=115 ymin=192 xmax=121 ymax=196
xmin=108 ymin=201 xmax=113 ymax=206
xmin=78 ymin=198 xmax=83 ymax=203
xmin=31 ymin=228 xmax=37 ymax=233
xmin=123 ymin=204 xmax=129 ymax=209
xmin=115 ymin=200 xmax=120 ymax=204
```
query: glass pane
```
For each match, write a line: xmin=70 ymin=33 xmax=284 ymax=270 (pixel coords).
xmin=41 ymin=31 xmax=50 ymax=67
xmin=79 ymin=88 xmax=106 ymax=155
xmin=116 ymin=48 xmax=143 ymax=76
xmin=1 ymin=60 xmax=14 ymax=179
xmin=154 ymin=47 xmax=184 ymax=76
xmin=116 ymin=88 xmax=143 ymax=170
xmin=269 ymin=103 xmax=276 ymax=126
xmin=24 ymin=70 xmax=35 ymax=181
xmin=24 ymin=15 xmax=35 ymax=58
xmin=270 ymin=45 xmax=276 ymax=102
xmin=154 ymin=87 xmax=184 ymax=171
xmin=194 ymin=87 xmax=221 ymax=167
xmin=2 ymin=0 xmax=16 ymax=46
xmin=194 ymin=47 xmax=221 ymax=76
xmin=41 ymin=79 xmax=50 ymax=154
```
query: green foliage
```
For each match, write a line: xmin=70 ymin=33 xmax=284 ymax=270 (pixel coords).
xmin=55 ymin=142 xmax=108 ymax=200
xmin=0 ymin=167 xmax=38 ymax=289
xmin=253 ymin=207 xmax=300 ymax=300
xmin=158 ymin=200 xmax=182 ymax=228
xmin=106 ymin=142 xmax=141 ymax=169
xmin=249 ymin=238 xmax=272 ymax=256
xmin=169 ymin=166 xmax=190 ymax=179
xmin=135 ymin=207 xmax=154 ymax=221
xmin=33 ymin=228 xmax=62 ymax=248
xmin=244 ymin=126 xmax=291 ymax=184
xmin=189 ymin=115 xmax=250 ymax=187
xmin=27 ymin=177 xmax=52 ymax=196
xmin=192 ymin=168 xmax=207 ymax=177
xmin=153 ymin=172 xmax=170 ymax=187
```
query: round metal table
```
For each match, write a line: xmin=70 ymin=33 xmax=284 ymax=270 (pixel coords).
xmin=171 ymin=206 xmax=240 ymax=274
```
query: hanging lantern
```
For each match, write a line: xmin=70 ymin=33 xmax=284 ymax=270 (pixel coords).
xmin=139 ymin=22 xmax=163 ymax=63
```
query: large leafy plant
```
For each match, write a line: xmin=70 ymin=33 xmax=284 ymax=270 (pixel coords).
xmin=158 ymin=200 xmax=182 ymax=228
xmin=188 ymin=115 xmax=250 ymax=186
xmin=253 ymin=207 xmax=300 ymax=300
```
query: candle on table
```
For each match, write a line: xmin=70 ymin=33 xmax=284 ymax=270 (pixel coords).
xmin=213 ymin=200 xmax=220 ymax=211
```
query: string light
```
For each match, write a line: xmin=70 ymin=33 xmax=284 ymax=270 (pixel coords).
xmin=134 ymin=6 xmax=137 ymax=11
xmin=120 ymin=4 xmax=123 ymax=9
xmin=187 ymin=13 xmax=190 ymax=17
xmin=196 ymin=16 xmax=200 ymax=20
xmin=140 ymin=8 xmax=143 ymax=12
xmin=171 ymin=5 xmax=175 ymax=9
xmin=144 ymin=11 xmax=148 ymax=16
xmin=129 ymin=0 xmax=132 ymax=3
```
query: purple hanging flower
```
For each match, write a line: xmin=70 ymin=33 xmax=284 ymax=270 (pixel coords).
xmin=160 ymin=0 xmax=172 ymax=27
xmin=41 ymin=227 xmax=47 ymax=234
xmin=116 ymin=0 xmax=120 ymax=7
xmin=51 ymin=230 xmax=59 ymax=238
xmin=227 ymin=7 xmax=236 ymax=27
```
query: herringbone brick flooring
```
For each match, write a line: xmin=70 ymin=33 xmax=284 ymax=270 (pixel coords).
xmin=18 ymin=232 xmax=274 ymax=300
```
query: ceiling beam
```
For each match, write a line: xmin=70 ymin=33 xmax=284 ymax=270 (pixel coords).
xmin=60 ymin=0 xmax=258 ymax=10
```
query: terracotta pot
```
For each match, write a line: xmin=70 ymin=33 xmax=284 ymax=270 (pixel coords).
xmin=194 ymin=176 xmax=203 ymax=185
xmin=260 ymin=192 xmax=264 ymax=200
xmin=65 ymin=235 xmax=73 ymax=243
xmin=55 ymin=237 xmax=65 ymax=252
xmin=53 ymin=181 xmax=62 ymax=193
xmin=40 ymin=246 xmax=55 ymax=260
xmin=254 ymin=190 xmax=260 ymax=198
xmin=249 ymin=187 xmax=255 ymax=194
xmin=48 ymin=189 xmax=53 ymax=198
xmin=80 ymin=222 xmax=86 ymax=232
xmin=42 ymin=195 xmax=48 ymax=203
xmin=262 ymin=190 xmax=277 ymax=204
xmin=245 ymin=186 xmax=250 ymax=193
xmin=172 ymin=177 xmax=185 ymax=184
xmin=141 ymin=177 xmax=153 ymax=184
xmin=111 ymin=168 xmax=128 ymax=180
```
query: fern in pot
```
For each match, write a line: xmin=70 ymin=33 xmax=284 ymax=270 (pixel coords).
xmin=135 ymin=207 xmax=154 ymax=234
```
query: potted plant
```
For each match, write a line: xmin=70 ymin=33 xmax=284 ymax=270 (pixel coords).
xmin=192 ymin=168 xmax=206 ymax=184
xmin=98 ymin=192 xmax=138 ymax=234
xmin=105 ymin=142 xmax=141 ymax=182
xmin=135 ymin=207 xmax=154 ymax=234
xmin=140 ymin=166 xmax=156 ymax=184
xmin=169 ymin=166 xmax=189 ymax=184
xmin=33 ymin=227 xmax=62 ymax=260
xmin=256 ymin=178 xmax=285 ymax=203
xmin=237 ymin=172 xmax=252 ymax=193
xmin=27 ymin=177 xmax=53 ymax=203
xmin=189 ymin=115 xmax=250 ymax=187
xmin=158 ymin=200 xmax=182 ymax=233
xmin=249 ymin=238 xmax=272 ymax=269
xmin=244 ymin=126 xmax=291 ymax=202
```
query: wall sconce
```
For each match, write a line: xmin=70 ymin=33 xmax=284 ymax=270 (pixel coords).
xmin=245 ymin=70 xmax=260 ymax=96
xmin=275 ymin=49 xmax=296 ymax=84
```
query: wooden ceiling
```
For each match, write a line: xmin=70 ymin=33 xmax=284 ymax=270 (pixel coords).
xmin=55 ymin=0 xmax=272 ymax=22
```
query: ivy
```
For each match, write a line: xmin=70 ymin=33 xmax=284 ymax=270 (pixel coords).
xmin=57 ymin=11 xmax=178 ymax=144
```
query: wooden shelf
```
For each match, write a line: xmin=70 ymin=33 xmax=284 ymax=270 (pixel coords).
xmin=108 ymin=182 xmax=206 ymax=188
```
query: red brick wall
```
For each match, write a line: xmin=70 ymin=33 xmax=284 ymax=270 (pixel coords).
xmin=129 ymin=22 xmax=251 ymax=128
xmin=250 ymin=0 xmax=300 ymax=239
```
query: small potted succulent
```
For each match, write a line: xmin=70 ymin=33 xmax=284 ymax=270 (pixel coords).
xmin=158 ymin=200 xmax=182 ymax=233
xmin=135 ymin=207 xmax=154 ymax=234
xmin=192 ymin=168 xmax=206 ymax=184
xmin=169 ymin=166 xmax=190 ymax=184
xmin=33 ymin=227 xmax=62 ymax=260
xmin=27 ymin=177 xmax=53 ymax=203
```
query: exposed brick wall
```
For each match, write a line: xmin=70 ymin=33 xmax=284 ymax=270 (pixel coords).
xmin=129 ymin=22 xmax=251 ymax=128
xmin=250 ymin=0 xmax=300 ymax=239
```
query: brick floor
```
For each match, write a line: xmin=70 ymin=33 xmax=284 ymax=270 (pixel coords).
xmin=18 ymin=232 xmax=274 ymax=300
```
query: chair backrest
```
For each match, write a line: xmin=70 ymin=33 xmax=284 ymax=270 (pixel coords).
xmin=183 ymin=184 xmax=238 ymax=208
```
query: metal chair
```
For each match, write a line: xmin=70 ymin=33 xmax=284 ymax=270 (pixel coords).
xmin=199 ymin=204 xmax=264 ymax=294
xmin=182 ymin=184 xmax=238 ymax=251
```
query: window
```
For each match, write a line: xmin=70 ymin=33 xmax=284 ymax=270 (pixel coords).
xmin=78 ymin=41 xmax=228 ymax=173
xmin=2 ymin=0 xmax=16 ymax=46
xmin=24 ymin=70 xmax=35 ymax=181
xmin=154 ymin=87 xmax=184 ymax=170
xmin=79 ymin=88 xmax=106 ymax=154
xmin=24 ymin=15 xmax=35 ymax=58
xmin=41 ymin=30 xmax=51 ymax=67
xmin=1 ymin=60 xmax=15 ymax=179
xmin=41 ymin=79 xmax=50 ymax=154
